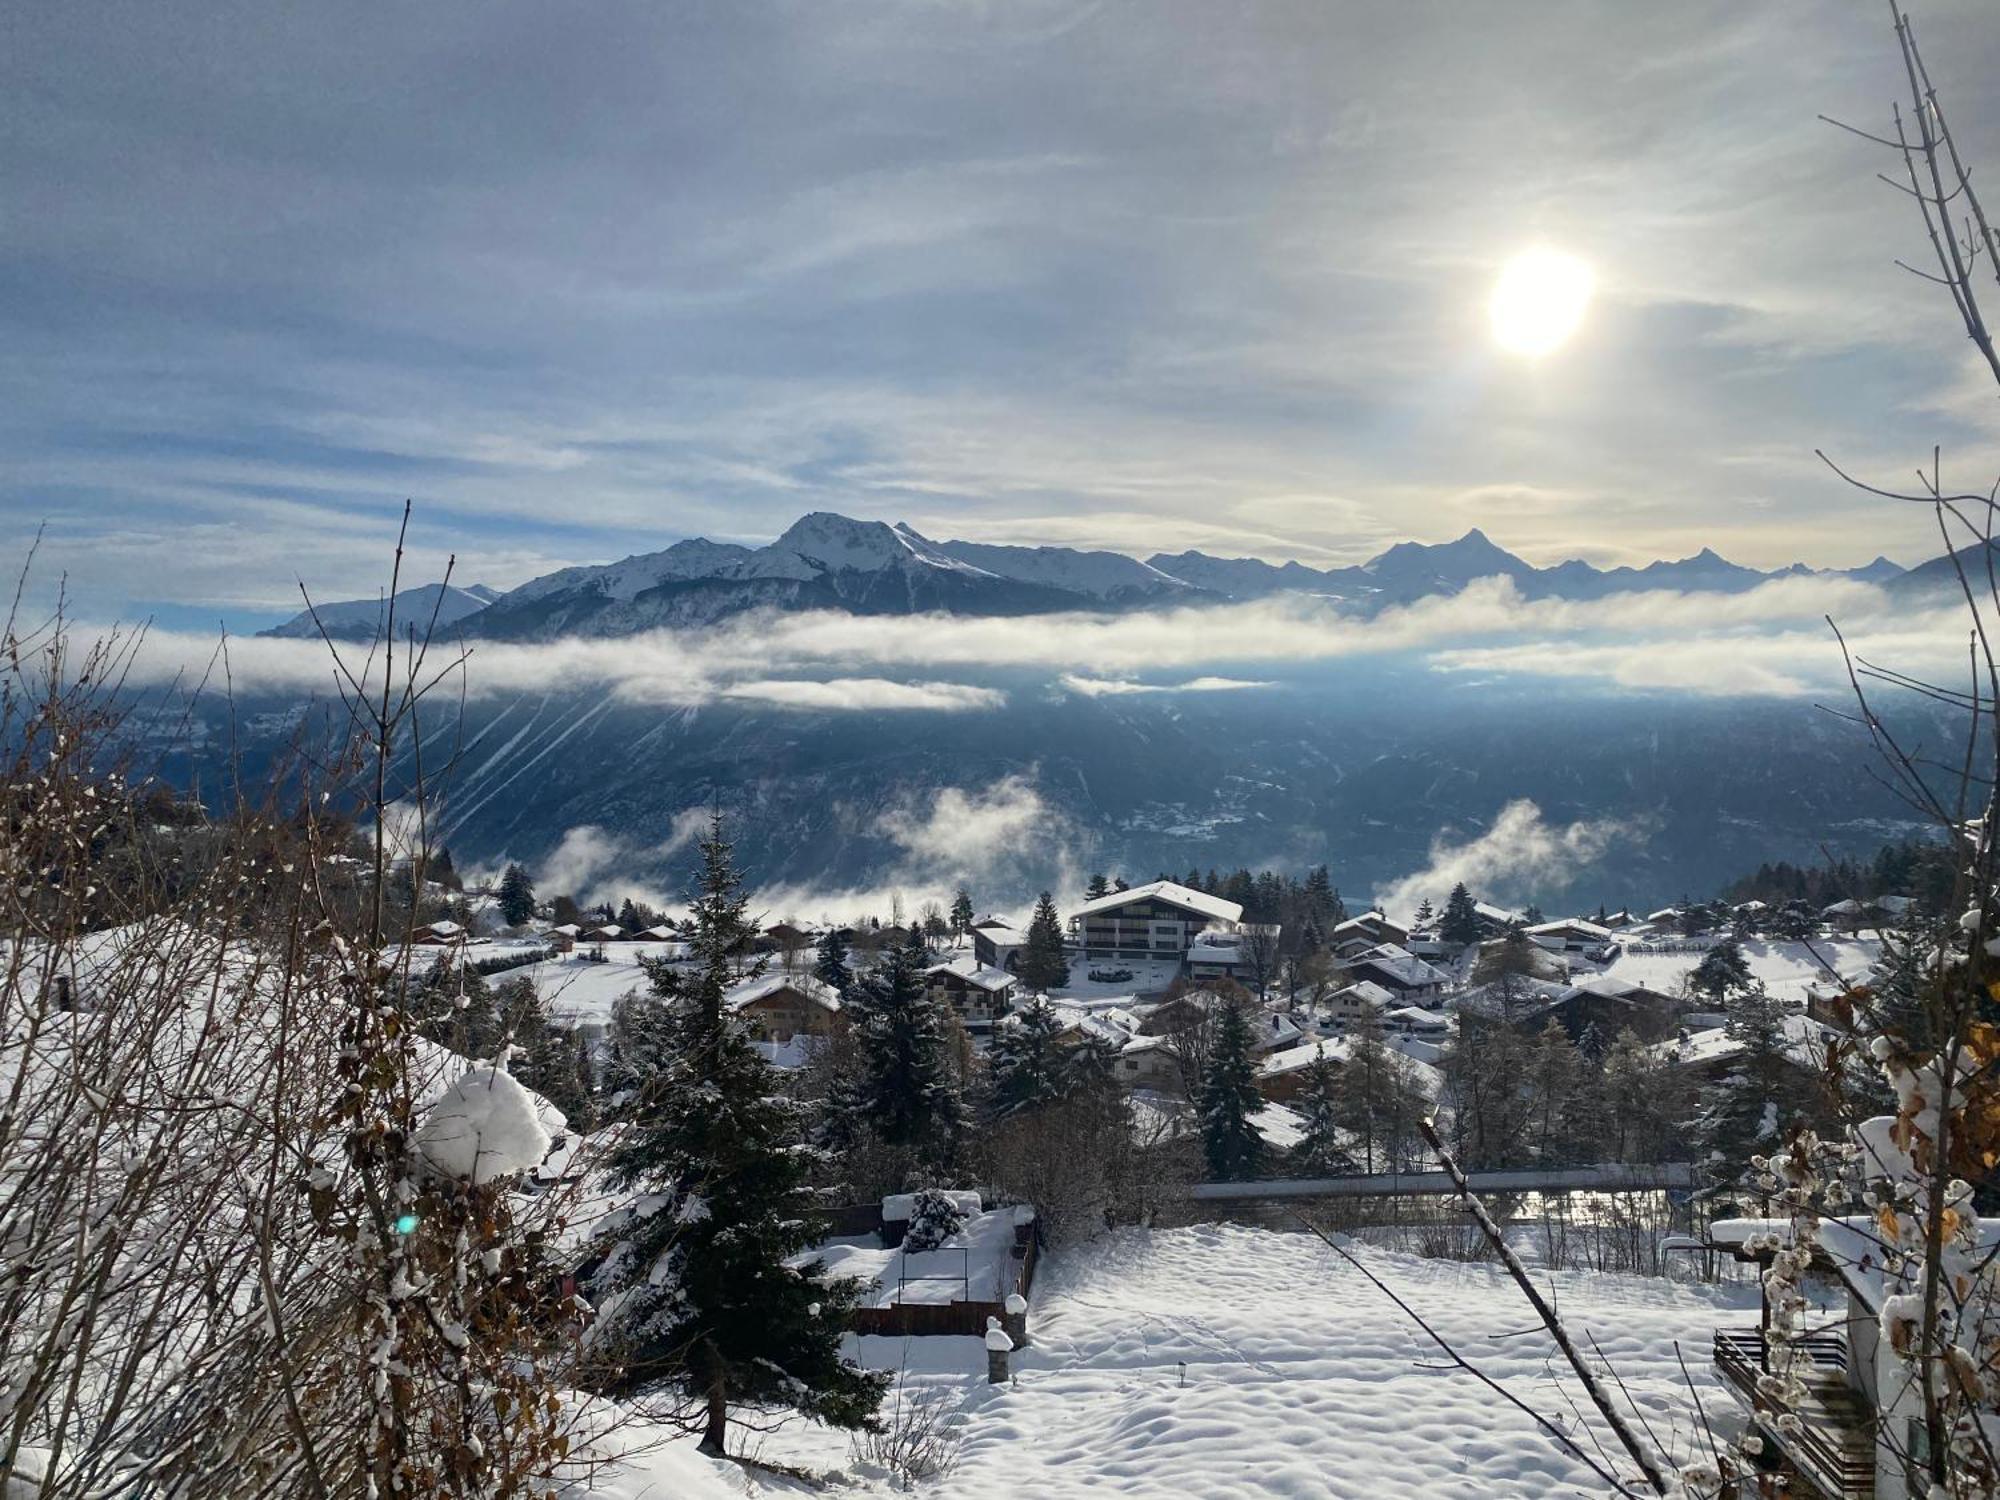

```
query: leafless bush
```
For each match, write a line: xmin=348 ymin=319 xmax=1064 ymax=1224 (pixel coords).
xmin=848 ymin=1366 xmax=963 ymax=1489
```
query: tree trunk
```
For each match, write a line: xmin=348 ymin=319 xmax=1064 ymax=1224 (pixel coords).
xmin=699 ymin=1379 xmax=728 ymax=1455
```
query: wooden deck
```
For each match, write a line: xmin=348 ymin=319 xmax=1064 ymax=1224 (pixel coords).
xmin=1714 ymin=1329 xmax=1875 ymax=1499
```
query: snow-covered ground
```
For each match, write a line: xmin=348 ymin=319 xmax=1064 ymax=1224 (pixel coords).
xmin=1598 ymin=935 xmax=1878 ymax=1006
xmin=596 ymin=1221 xmax=1772 ymax=1498
xmin=511 ymin=945 xmax=692 ymax=1026
xmin=1047 ymin=956 xmax=1185 ymax=1003
xmin=811 ymin=1206 xmax=1033 ymax=1308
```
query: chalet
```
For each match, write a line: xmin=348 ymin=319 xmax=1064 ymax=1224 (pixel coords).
xmin=584 ymin=923 xmax=625 ymax=943
xmin=632 ymin=925 xmax=680 ymax=942
xmin=1115 ymin=1033 xmax=1184 ymax=1091
xmin=1523 ymin=916 xmax=1614 ymax=957
xmin=1247 ymin=1010 xmax=1306 ymax=1056
xmin=1069 ymin=880 xmax=1244 ymax=965
xmin=724 ymin=973 xmax=842 ymax=1044
xmin=1382 ymin=1005 xmax=1450 ymax=1040
xmin=544 ymin=922 xmax=581 ymax=954
xmin=1533 ymin=974 xmax=1680 ymax=1045
xmin=411 ymin=919 xmax=468 ymax=948
xmin=1256 ymin=1040 xmax=1335 ymax=1104
xmin=923 ymin=958 xmax=1019 ymax=1034
xmin=1331 ymin=911 xmax=1411 ymax=950
xmin=763 ymin=922 xmax=814 ymax=951
xmin=1473 ymin=901 xmax=1526 ymax=939
xmin=970 ymin=916 xmax=1024 ymax=972
xmin=1341 ymin=944 xmax=1450 ymax=1002
xmin=1322 ymin=979 xmax=1397 ymax=1028
xmin=1186 ymin=925 xmax=1282 ymax=986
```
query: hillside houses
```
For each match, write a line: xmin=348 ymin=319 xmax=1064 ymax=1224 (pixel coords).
xmin=1340 ymin=943 xmax=1450 ymax=1002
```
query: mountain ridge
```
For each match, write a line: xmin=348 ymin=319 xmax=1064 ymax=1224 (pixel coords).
xmin=259 ymin=511 xmax=1916 ymax=640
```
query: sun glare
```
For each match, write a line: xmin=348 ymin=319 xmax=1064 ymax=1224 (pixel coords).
xmin=1489 ymin=247 xmax=1595 ymax=357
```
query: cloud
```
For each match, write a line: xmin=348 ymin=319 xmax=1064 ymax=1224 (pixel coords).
xmin=523 ymin=807 xmax=713 ymax=909
xmin=1059 ymin=673 xmax=1274 ymax=697
xmin=105 ymin=571 xmax=1958 ymax=712
xmin=719 ymin=677 xmax=1005 ymax=711
xmin=1373 ymin=799 xmax=1644 ymax=921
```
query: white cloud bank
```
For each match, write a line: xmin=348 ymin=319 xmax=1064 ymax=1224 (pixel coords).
xmin=99 ymin=572 xmax=1959 ymax=711
xmin=1373 ymin=799 xmax=1644 ymax=922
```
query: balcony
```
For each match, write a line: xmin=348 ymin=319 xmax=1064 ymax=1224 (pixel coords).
xmin=1713 ymin=1329 xmax=1875 ymax=1499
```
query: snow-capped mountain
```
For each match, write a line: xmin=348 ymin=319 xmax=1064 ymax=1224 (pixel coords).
xmin=262 ymin=582 xmax=500 ymax=641
xmin=259 ymin=512 xmax=1913 ymax=641
xmin=936 ymin=537 xmax=1207 ymax=603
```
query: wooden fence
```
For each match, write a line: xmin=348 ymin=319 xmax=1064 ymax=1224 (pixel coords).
xmin=847 ymin=1215 xmax=1039 ymax=1339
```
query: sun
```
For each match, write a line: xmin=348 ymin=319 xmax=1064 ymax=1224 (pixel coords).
xmin=1489 ymin=247 xmax=1595 ymax=357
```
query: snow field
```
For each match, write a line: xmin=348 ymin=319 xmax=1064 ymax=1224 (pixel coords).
xmin=598 ymin=1221 xmax=1764 ymax=1498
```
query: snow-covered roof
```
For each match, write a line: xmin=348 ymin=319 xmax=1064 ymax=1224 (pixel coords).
xmin=1188 ymin=929 xmax=1243 ymax=953
xmin=1525 ymin=917 xmax=1610 ymax=939
xmin=925 ymin=956 xmax=1017 ymax=991
xmin=635 ymin=925 xmax=678 ymax=940
xmin=1331 ymin=979 xmax=1397 ymax=1008
xmin=1333 ymin=911 xmax=1401 ymax=935
xmin=1655 ymin=1013 xmax=1824 ymax=1071
xmin=424 ymin=919 xmax=464 ymax=937
xmin=1385 ymin=1005 xmax=1448 ymax=1029
xmin=1473 ymin=901 xmax=1523 ymax=925
xmin=1260 ymin=1040 xmax=1343 ymax=1077
xmin=1821 ymin=898 xmax=1864 ymax=916
xmin=548 ymin=923 xmax=582 ymax=937
xmin=1070 ymin=879 xmax=1243 ymax=925
xmin=1646 ymin=907 xmax=1680 ymax=923
xmin=1347 ymin=946 xmax=1450 ymax=989
xmin=724 ymin=972 xmax=840 ymax=1014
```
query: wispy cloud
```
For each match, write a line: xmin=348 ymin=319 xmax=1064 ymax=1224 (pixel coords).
xmin=1059 ymin=673 xmax=1274 ymax=697
xmin=1374 ymin=799 xmax=1644 ymax=920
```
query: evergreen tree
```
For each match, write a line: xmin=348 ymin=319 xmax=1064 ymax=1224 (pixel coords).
xmin=498 ymin=862 xmax=537 ymax=927
xmin=521 ymin=1021 xmax=594 ymax=1131
xmin=845 ymin=931 xmax=969 ymax=1167
xmin=1290 ymin=1047 xmax=1350 ymax=1176
xmin=1413 ymin=898 xmax=1435 ymax=931
xmin=1016 ymin=892 xmax=1071 ymax=993
xmin=587 ymin=816 xmax=885 ymax=1452
xmin=1521 ymin=903 xmax=1545 ymax=926
xmin=949 ymin=887 xmax=975 ymax=936
xmin=813 ymin=926 xmax=855 ymax=994
xmin=617 ymin=897 xmax=641 ymax=932
xmin=1184 ymin=867 xmax=1204 ymax=892
xmin=1439 ymin=883 xmax=1481 ymax=945
xmin=1688 ymin=939 xmax=1755 ymax=1006
xmin=1084 ymin=872 xmax=1111 ymax=901
xmin=988 ymin=998 xmax=1068 ymax=1118
xmin=1198 ymin=999 xmax=1265 ymax=1181
xmin=1524 ymin=1020 xmax=1582 ymax=1164
xmin=1686 ymin=981 xmax=1805 ymax=1182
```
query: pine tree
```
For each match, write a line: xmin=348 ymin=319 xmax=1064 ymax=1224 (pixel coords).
xmin=586 ymin=815 xmax=886 ymax=1453
xmin=521 ymin=1022 xmax=593 ymax=1131
xmin=949 ymin=887 xmax=975 ymax=936
xmin=846 ymin=931 xmax=969 ymax=1167
xmin=1016 ymin=891 xmax=1070 ymax=994
xmin=814 ymin=926 xmax=855 ymax=993
xmin=1688 ymin=939 xmax=1754 ymax=1006
xmin=617 ymin=897 xmax=641 ymax=932
xmin=1290 ymin=1047 xmax=1350 ymax=1176
xmin=498 ymin=862 xmax=537 ymax=927
xmin=988 ymin=998 xmax=1068 ymax=1118
xmin=1184 ymin=867 xmax=1204 ymax=892
xmin=1439 ymin=883 xmax=1481 ymax=945
xmin=1686 ymin=981 xmax=1803 ymax=1183
xmin=1413 ymin=898 xmax=1436 ymax=930
xmin=1199 ymin=999 xmax=1265 ymax=1181
xmin=1084 ymin=872 xmax=1111 ymax=901
xmin=1524 ymin=1020 xmax=1582 ymax=1164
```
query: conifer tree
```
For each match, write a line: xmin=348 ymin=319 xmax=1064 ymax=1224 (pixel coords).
xmin=949 ymin=886 xmax=975 ymax=936
xmin=498 ymin=862 xmax=537 ymax=927
xmin=1686 ymin=980 xmax=1803 ymax=1182
xmin=1413 ymin=898 xmax=1436 ymax=930
xmin=1199 ymin=998 xmax=1265 ymax=1181
xmin=846 ymin=930 xmax=969 ymax=1167
xmin=1439 ymin=883 xmax=1481 ymax=945
xmin=1016 ymin=891 xmax=1070 ymax=993
xmin=814 ymin=925 xmax=855 ymax=993
xmin=1290 ymin=1047 xmax=1350 ymax=1176
xmin=586 ymin=816 xmax=885 ymax=1452
xmin=1688 ymin=938 xmax=1754 ymax=1006
xmin=988 ymin=997 xmax=1068 ymax=1118
xmin=1084 ymin=872 xmax=1111 ymax=901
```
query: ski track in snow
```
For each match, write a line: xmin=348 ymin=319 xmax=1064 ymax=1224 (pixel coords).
xmin=598 ymin=1222 xmax=1763 ymax=1499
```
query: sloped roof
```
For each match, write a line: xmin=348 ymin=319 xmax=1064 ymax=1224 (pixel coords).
xmin=1071 ymin=879 xmax=1243 ymax=924
xmin=926 ymin=956 xmax=1017 ymax=991
xmin=724 ymin=972 xmax=840 ymax=1014
xmin=1526 ymin=917 xmax=1611 ymax=940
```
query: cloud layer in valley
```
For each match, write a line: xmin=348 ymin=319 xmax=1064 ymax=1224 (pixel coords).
xmin=100 ymin=572 xmax=1981 ymax=711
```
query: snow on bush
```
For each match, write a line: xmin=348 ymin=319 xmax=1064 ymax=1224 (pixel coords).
xmin=899 ymin=1188 xmax=970 ymax=1252
xmin=415 ymin=1065 xmax=554 ymax=1184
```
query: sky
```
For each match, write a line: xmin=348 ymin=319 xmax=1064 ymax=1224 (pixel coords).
xmin=8 ymin=0 xmax=2000 ymax=630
